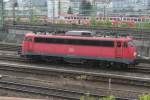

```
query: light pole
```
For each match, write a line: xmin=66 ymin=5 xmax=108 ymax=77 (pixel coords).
xmin=13 ymin=0 xmax=18 ymax=25
xmin=29 ymin=0 xmax=33 ymax=22
xmin=0 ymin=0 xmax=4 ymax=29
xmin=92 ymin=0 xmax=96 ymax=16
xmin=103 ymin=5 xmax=106 ymax=18
xmin=58 ymin=0 xmax=61 ymax=16
xmin=103 ymin=0 xmax=111 ymax=18
xmin=52 ymin=0 xmax=55 ymax=24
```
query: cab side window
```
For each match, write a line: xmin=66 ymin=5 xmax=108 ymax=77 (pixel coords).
xmin=128 ymin=41 xmax=135 ymax=47
xmin=81 ymin=32 xmax=91 ymax=37
xmin=25 ymin=37 xmax=32 ymax=42
xmin=123 ymin=42 xmax=128 ymax=48
xmin=117 ymin=42 xmax=121 ymax=47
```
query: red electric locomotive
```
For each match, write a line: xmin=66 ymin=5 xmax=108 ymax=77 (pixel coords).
xmin=21 ymin=33 xmax=138 ymax=68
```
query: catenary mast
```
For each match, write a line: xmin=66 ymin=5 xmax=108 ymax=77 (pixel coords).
xmin=0 ymin=0 xmax=4 ymax=29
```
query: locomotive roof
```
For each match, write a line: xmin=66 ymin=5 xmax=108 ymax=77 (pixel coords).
xmin=65 ymin=30 xmax=96 ymax=36
xmin=25 ymin=33 xmax=132 ymax=41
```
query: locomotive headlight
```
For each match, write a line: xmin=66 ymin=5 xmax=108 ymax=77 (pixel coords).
xmin=134 ymin=52 xmax=137 ymax=57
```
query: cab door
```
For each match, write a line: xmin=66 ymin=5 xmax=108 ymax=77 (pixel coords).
xmin=26 ymin=37 xmax=33 ymax=52
xmin=122 ymin=42 xmax=128 ymax=59
xmin=116 ymin=41 xmax=122 ymax=58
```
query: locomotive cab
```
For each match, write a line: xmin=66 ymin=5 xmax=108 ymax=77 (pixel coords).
xmin=127 ymin=40 xmax=137 ymax=62
xmin=115 ymin=39 xmax=137 ymax=64
xmin=124 ymin=40 xmax=137 ymax=64
xmin=22 ymin=34 xmax=34 ymax=55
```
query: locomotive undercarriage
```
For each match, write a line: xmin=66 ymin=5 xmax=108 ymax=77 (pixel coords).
xmin=84 ymin=60 xmax=133 ymax=69
xmin=22 ymin=54 xmax=134 ymax=69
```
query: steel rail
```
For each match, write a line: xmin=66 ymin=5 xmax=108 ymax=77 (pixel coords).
xmin=0 ymin=42 xmax=21 ymax=52
xmin=0 ymin=69 xmax=145 ymax=99
xmin=0 ymin=52 xmax=150 ymax=74
xmin=0 ymin=61 xmax=149 ymax=87
xmin=5 ymin=24 xmax=150 ymax=35
xmin=0 ymin=80 xmax=93 ymax=100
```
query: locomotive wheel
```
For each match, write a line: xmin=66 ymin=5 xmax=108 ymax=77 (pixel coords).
xmin=63 ymin=58 xmax=86 ymax=64
xmin=113 ymin=63 xmax=127 ymax=69
xmin=84 ymin=60 xmax=100 ymax=67
xmin=22 ymin=55 xmax=39 ymax=62
xmin=43 ymin=57 xmax=63 ymax=64
xmin=121 ymin=64 xmax=128 ymax=70
xmin=98 ymin=62 xmax=111 ymax=69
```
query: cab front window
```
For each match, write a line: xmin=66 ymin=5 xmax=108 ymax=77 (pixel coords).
xmin=24 ymin=37 xmax=33 ymax=42
xmin=128 ymin=41 xmax=135 ymax=46
xmin=123 ymin=42 xmax=128 ymax=48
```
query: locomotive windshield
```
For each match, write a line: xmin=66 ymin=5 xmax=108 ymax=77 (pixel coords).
xmin=24 ymin=37 xmax=32 ymax=42
xmin=128 ymin=41 xmax=136 ymax=46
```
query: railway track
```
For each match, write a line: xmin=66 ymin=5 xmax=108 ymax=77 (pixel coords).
xmin=0 ymin=51 xmax=150 ymax=74
xmin=0 ymin=44 xmax=149 ymax=99
xmin=0 ymin=42 xmax=21 ymax=52
xmin=0 ymin=61 xmax=148 ymax=100
xmin=0 ymin=43 xmax=150 ymax=82
xmin=5 ymin=24 xmax=150 ymax=35
xmin=1 ymin=28 xmax=149 ymax=99
xmin=132 ymin=63 xmax=150 ymax=73
xmin=0 ymin=60 xmax=149 ymax=87
xmin=0 ymin=45 xmax=150 ymax=75
xmin=0 ymin=80 xmax=101 ymax=100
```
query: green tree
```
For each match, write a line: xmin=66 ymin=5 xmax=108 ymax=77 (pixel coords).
xmin=67 ymin=6 xmax=73 ymax=14
xmin=16 ymin=16 xmax=20 ymax=24
xmin=119 ymin=23 xmax=129 ymax=28
xmin=90 ymin=17 xmax=97 ymax=27
xmin=79 ymin=0 xmax=92 ymax=16
xmin=29 ymin=16 xmax=39 ymax=25
xmin=97 ymin=21 xmax=105 ymax=27
xmin=139 ymin=94 xmax=150 ymax=100
xmin=105 ymin=20 xmax=112 ymax=27
xmin=143 ymin=23 xmax=150 ymax=29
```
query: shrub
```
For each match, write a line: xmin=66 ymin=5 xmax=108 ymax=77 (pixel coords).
xmin=80 ymin=92 xmax=95 ymax=100
xmin=76 ymin=75 xmax=87 ymax=80
xmin=143 ymin=23 xmax=150 ymax=29
xmin=90 ymin=17 xmax=97 ymax=27
xmin=29 ymin=16 xmax=39 ymax=25
xmin=16 ymin=16 xmax=20 ymax=24
xmin=139 ymin=94 xmax=150 ymax=100
xmin=119 ymin=23 xmax=129 ymax=28
xmin=100 ymin=95 xmax=116 ymax=100
xmin=105 ymin=20 xmax=112 ymax=27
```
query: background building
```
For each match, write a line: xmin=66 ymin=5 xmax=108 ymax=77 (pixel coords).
xmin=70 ymin=0 xmax=80 ymax=14
xmin=47 ymin=0 xmax=59 ymax=18
xmin=92 ymin=0 xmax=112 ymax=16
xmin=4 ymin=0 xmax=150 ymax=19
xmin=17 ymin=0 xmax=47 ymax=7
xmin=112 ymin=0 xmax=150 ymax=16
xmin=4 ymin=0 xmax=47 ymax=18
xmin=59 ymin=0 xmax=70 ymax=14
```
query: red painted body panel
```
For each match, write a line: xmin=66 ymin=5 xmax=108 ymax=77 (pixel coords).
xmin=33 ymin=43 xmax=115 ymax=58
xmin=22 ymin=34 xmax=137 ymax=63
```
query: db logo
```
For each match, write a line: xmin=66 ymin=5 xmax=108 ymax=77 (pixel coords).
xmin=69 ymin=48 xmax=75 ymax=52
